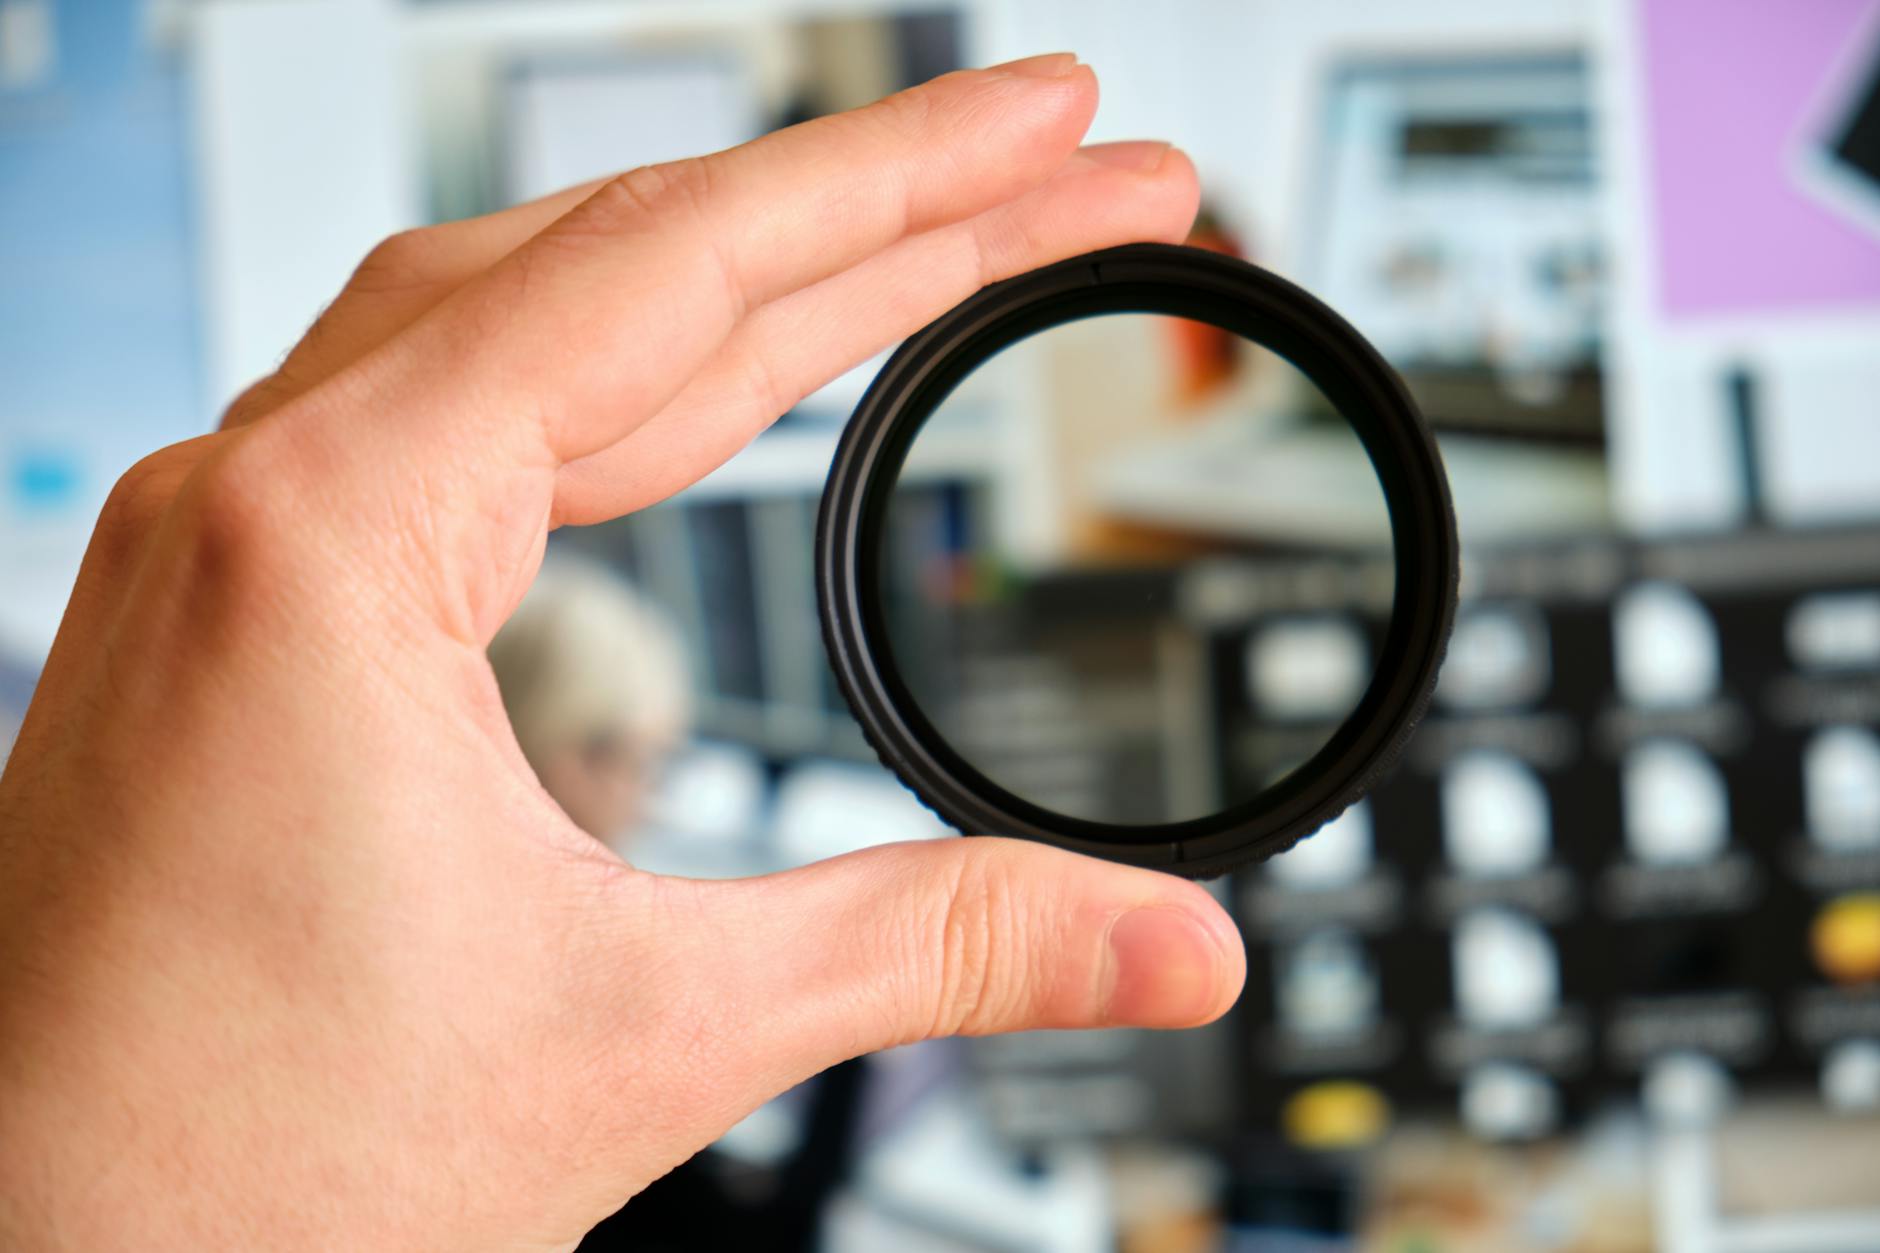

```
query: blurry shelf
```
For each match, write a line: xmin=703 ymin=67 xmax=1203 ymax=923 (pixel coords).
xmin=1091 ymin=418 xmax=1610 ymax=548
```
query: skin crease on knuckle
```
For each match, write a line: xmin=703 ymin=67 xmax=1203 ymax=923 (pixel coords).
xmin=114 ymin=435 xmax=343 ymax=667
xmin=90 ymin=441 xmax=214 ymax=576
xmin=879 ymin=842 xmax=1045 ymax=1038
xmin=346 ymin=226 xmax=453 ymax=297
xmin=911 ymin=847 xmax=1036 ymax=1040
xmin=570 ymin=159 xmax=716 ymax=253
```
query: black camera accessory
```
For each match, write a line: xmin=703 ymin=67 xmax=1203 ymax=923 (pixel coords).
xmin=816 ymin=243 xmax=1457 ymax=878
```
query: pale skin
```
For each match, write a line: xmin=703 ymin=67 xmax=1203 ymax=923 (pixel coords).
xmin=0 ymin=56 xmax=1246 ymax=1251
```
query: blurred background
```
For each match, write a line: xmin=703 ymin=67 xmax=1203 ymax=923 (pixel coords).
xmin=5 ymin=1 xmax=1880 ymax=1249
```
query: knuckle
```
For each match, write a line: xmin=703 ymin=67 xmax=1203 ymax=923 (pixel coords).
xmin=94 ymin=448 xmax=192 ymax=567
xmin=866 ymin=81 xmax=934 ymax=142
xmin=588 ymin=166 xmax=660 ymax=226
xmin=742 ymin=350 xmax=787 ymax=421
xmin=923 ymin=847 xmax=1031 ymax=1038
xmin=348 ymin=227 xmax=441 ymax=295
xmin=165 ymin=432 xmax=298 ymax=583
xmin=102 ymin=448 xmax=183 ymax=528
xmin=967 ymin=206 xmax=1029 ymax=289
xmin=585 ymin=157 xmax=744 ymax=320
xmin=590 ymin=157 xmax=715 ymax=231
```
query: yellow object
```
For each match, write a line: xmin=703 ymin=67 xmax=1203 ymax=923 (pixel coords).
xmin=1282 ymin=1080 xmax=1390 ymax=1150
xmin=1812 ymin=893 xmax=1880 ymax=985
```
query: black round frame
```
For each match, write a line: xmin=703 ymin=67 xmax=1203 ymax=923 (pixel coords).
xmin=815 ymin=243 xmax=1457 ymax=878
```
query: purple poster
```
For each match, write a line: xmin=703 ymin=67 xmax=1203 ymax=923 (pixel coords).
xmin=1639 ymin=0 xmax=1880 ymax=319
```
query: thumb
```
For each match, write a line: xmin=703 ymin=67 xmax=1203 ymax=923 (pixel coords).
xmin=671 ymin=837 xmax=1245 ymax=1080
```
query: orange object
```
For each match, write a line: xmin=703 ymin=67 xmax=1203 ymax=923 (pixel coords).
xmin=1164 ymin=209 xmax=1248 ymax=408
xmin=1812 ymin=893 xmax=1880 ymax=984
xmin=1282 ymin=1080 xmax=1391 ymax=1150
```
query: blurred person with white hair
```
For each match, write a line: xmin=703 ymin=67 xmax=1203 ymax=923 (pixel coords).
xmin=488 ymin=556 xmax=691 ymax=853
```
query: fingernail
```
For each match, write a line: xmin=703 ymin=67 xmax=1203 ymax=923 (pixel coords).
xmin=989 ymin=52 xmax=1080 ymax=79
xmin=1103 ymin=906 xmax=1224 ymax=1027
xmin=1082 ymin=140 xmax=1173 ymax=172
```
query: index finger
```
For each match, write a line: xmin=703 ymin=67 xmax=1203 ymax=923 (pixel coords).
xmin=377 ymin=55 xmax=1096 ymax=467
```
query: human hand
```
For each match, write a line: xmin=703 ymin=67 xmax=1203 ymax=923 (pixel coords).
xmin=0 ymin=56 xmax=1243 ymax=1250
